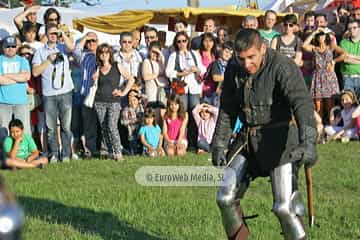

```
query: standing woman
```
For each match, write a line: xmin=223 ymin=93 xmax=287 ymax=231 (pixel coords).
xmin=199 ymin=32 xmax=218 ymax=104
xmin=166 ymin=31 xmax=206 ymax=112
xmin=271 ymin=14 xmax=303 ymax=67
xmin=93 ymin=43 xmax=135 ymax=161
xmin=141 ymin=41 xmax=168 ymax=105
xmin=303 ymin=28 xmax=346 ymax=123
xmin=39 ymin=8 xmax=61 ymax=42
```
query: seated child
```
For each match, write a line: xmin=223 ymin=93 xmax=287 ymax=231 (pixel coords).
xmin=314 ymin=111 xmax=325 ymax=143
xmin=324 ymin=90 xmax=359 ymax=142
xmin=3 ymin=119 xmax=48 ymax=169
xmin=138 ymin=108 xmax=164 ymax=157
xmin=352 ymin=105 xmax=360 ymax=137
xmin=121 ymin=90 xmax=144 ymax=155
xmin=162 ymin=94 xmax=188 ymax=156
xmin=192 ymin=103 xmax=218 ymax=153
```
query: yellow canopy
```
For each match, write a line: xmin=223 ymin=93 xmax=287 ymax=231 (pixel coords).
xmin=73 ymin=6 xmax=290 ymax=34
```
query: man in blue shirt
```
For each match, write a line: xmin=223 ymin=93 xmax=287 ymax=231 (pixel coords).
xmin=32 ymin=23 xmax=74 ymax=163
xmin=0 ymin=36 xmax=31 ymax=159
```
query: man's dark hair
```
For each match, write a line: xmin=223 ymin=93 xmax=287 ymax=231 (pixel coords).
xmin=348 ymin=19 xmax=360 ymax=27
xmin=283 ymin=14 xmax=298 ymax=24
xmin=144 ymin=26 xmax=158 ymax=35
xmin=120 ymin=31 xmax=133 ymax=41
xmin=8 ymin=119 xmax=24 ymax=130
xmin=234 ymin=29 xmax=263 ymax=52
xmin=223 ymin=41 xmax=234 ymax=51
xmin=45 ymin=23 xmax=58 ymax=34
xmin=315 ymin=12 xmax=328 ymax=21
xmin=265 ymin=10 xmax=277 ymax=18
xmin=304 ymin=11 xmax=316 ymax=20
xmin=175 ymin=19 xmax=188 ymax=27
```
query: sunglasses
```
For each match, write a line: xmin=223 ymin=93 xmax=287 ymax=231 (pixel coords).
xmin=20 ymin=52 xmax=33 ymax=57
xmin=49 ymin=32 xmax=59 ymax=36
xmin=5 ymin=46 xmax=17 ymax=49
xmin=121 ymin=40 xmax=132 ymax=44
xmin=284 ymin=23 xmax=294 ymax=27
xmin=177 ymin=39 xmax=187 ymax=44
xmin=86 ymin=39 xmax=97 ymax=43
xmin=145 ymin=36 xmax=156 ymax=40
xmin=99 ymin=49 xmax=110 ymax=54
xmin=48 ymin=18 xmax=58 ymax=22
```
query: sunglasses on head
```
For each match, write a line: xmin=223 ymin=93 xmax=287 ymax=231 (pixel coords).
xmin=177 ymin=39 xmax=187 ymax=44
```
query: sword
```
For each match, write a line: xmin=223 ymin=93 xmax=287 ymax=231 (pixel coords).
xmin=305 ymin=167 xmax=315 ymax=227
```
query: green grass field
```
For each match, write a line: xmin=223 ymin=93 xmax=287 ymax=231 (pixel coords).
xmin=2 ymin=142 xmax=360 ymax=240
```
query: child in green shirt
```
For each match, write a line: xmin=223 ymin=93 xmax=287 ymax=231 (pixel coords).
xmin=3 ymin=119 xmax=48 ymax=169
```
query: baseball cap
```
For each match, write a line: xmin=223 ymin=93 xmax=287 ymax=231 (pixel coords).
xmin=2 ymin=36 xmax=17 ymax=48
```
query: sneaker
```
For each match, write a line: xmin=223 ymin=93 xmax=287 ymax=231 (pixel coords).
xmin=72 ymin=153 xmax=80 ymax=160
xmin=83 ymin=151 xmax=92 ymax=159
xmin=100 ymin=150 xmax=109 ymax=159
xmin=50 ymin=155 xmax=59 ymax=163
xmin=62 ymin=157 xmax=70 ymax=163
xmin=114 ymin=153 xmax=124 ymax=162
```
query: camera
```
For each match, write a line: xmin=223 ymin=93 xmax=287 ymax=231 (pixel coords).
xmin=53 ymin=52 xmax=64 ymax=64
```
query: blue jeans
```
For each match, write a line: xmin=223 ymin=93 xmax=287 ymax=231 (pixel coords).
xmin=179 ymin=93 xmax=200 ymax=148
xmin=0 ymin=103 xmax=30 ymax=159
xmin=343 ymin=75 xmax=360 ymax=99
xmin=197 ymin=139 xmax=210 ymax=152
xmin=43 ymin=92 xmax=72 ymax=159
xmin=179 ymin=93 xmax=200 ymax=112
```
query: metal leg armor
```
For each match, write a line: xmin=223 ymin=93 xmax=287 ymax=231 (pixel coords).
xmin=216 ymin=155 xmax=250 ymax=240
xmin=271 ymin=163 xmax=306 ymax=240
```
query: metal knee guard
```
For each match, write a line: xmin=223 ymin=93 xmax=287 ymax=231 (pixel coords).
xmin=271 ymin=163 xmax=306 ymax=240
xmin=216 ymin=155 xmax=250 ymax=239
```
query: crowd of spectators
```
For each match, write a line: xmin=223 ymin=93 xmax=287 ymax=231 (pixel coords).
xmin=0 ymin=4 xmax=360 ymax=168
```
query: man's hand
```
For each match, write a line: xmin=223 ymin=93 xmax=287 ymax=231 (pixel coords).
xmin=291 ymin=126 xmax=318 ymax=168
xmin=47 ymin=53 xmax=57 ymax=64
xmin=211 ymin=147 xmax=226 ymax=166
xmin=14 ymin=136 xmax=23 ymax=143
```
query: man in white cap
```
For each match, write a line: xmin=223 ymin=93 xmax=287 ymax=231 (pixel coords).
xmin=0 ymin=36 xmax=31 ymax=159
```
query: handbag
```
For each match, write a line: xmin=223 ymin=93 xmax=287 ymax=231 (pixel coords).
xmin=170 ymin=78 xmax=186 ymax=95
xmin=28 ymin=93 xmax=42 ymax=111
xmin=83 ymin=81 xmax=98 ymax=108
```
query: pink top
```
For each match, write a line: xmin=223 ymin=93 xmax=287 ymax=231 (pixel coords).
xmin=166 ymin=117 xmax=184 ymax=141
xmin=201 ymin=52 xmax=214 ymax=69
